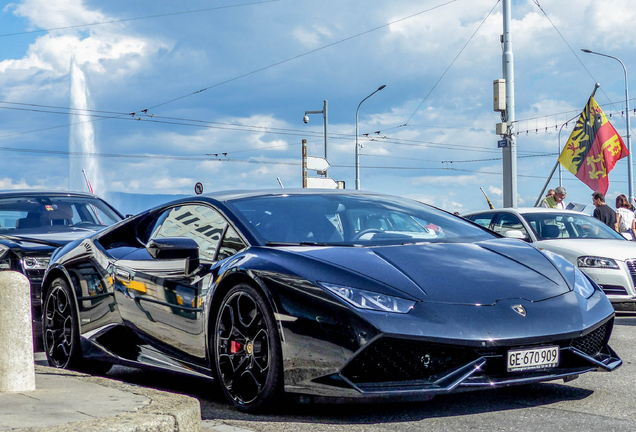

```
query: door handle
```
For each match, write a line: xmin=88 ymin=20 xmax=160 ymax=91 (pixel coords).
xmin=116 ymin=268 xmax=132 ymax=282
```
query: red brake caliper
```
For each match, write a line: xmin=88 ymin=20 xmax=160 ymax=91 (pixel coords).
xmin=230 ymin=341 xmax=242 ymax=354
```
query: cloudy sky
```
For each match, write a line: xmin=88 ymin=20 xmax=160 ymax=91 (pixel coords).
xmin=1 ymin=0 xmax=635 ymax=214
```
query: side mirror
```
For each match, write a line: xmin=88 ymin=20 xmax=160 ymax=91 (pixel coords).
xmin=503 ymin=229 xmax=528 ymax=240
xmin=146 ymin=237 xmax=200 ymax=275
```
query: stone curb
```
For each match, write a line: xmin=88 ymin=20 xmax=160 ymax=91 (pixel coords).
xmin=13 ymin=365 xmax=201 ymax=432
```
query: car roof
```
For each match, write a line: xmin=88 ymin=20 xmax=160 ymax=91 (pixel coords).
xmin=199 ymin=188 xmax=394 ymax=202
xmin=0 ymin=189 xmax=99 ymax=199
xmin=463 ymin=207 xmax=587 ymax=217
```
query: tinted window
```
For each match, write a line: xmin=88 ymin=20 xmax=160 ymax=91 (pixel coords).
xmin=150 ymin=205 xmax=227 ymax=261
xmin=468 ymin=213 xmax=494 ymax=229
xmin=0 ymin=195 xmax=121 ymax=234
xmin=521 ymin=212 xmax=625 ymax=241
xmin=217 ymin=226 xmax=246 ymax=261
xmin=228 ymin=194 xmax=495 ymax=246
xmin=492 ymin=213 xmax=529 ymax=238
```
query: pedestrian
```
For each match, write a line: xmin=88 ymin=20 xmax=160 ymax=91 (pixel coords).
xmin=541 ymin=186 xmax=566 ymax=209
xmin=546 ymin=189 xmax=556 ymax=198
xmin=592 ymin=192 xmax=617 ymax=229
xmin=615 ymin=194 xmax=636 ymax=240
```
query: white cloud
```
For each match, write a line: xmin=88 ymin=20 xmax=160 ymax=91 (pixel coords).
xmin=8 ymin=0 xmax=107 ymax=29
xmin=488 ymin=185 xmax=502 ymax=195
xmin=292 ymin=25 xmax=333 ymax=47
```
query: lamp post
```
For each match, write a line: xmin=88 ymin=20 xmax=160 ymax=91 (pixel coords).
xmin=581 ymin=49 xmax=633 ymax=202
xmin=355 ymin=85 xmax=386 ymax=190
xmin=303 ymin=100 xmax=328 ymax=176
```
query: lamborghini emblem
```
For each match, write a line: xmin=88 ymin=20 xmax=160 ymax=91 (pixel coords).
xmin=512 ymin=305 xmax=526 ymax=317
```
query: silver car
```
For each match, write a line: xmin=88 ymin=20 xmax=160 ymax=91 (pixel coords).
xmin=464 ymin=207 xmax=636 ymax=304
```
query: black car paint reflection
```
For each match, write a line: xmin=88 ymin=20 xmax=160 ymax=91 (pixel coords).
xmin=41 ymin=190 xmax=621 ymax=412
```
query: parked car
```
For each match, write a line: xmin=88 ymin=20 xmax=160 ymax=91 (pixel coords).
xmin=42 ymin=190 xmax=620 ymax=412
xmin=0 ymin=190 xmax=123 ymax=347
xmin=463 ymin=207 xmax=636 ymax=304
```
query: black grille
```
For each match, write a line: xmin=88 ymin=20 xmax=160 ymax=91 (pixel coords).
xmin=625 ymin=260 xmax=636 ymax=285
xmin=599 ymin=285 xmax=628 ymax=296
xmin=570 ymin=321 xmax=610 ymax=357
xmin=341 ymin=338 xmax=475 ymax=383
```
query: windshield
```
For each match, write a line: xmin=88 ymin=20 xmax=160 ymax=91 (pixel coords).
xmin=228 ymin=194 xmax=495 ymax=246
xmin=0 ymin=195 xmax=122 ymax=235
xmin=521 ymin=212 xmax=625 ymax=241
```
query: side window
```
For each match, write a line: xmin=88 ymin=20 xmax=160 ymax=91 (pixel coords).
xmin=492 ymin=213 xmax=529 ymax=238
xmin=217 ymin=226 xmax=246 ymax=261
xmin=469 ymin=213 xmax=494 ymax=229
xmin=151 ymin=205 xmax=228 ymax=262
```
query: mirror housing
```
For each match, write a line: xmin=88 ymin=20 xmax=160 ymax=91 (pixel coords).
xmin=503 ymin=229 xmax=528 ymax=240
xmin=146 ymin=237 xmax=200 ymax=275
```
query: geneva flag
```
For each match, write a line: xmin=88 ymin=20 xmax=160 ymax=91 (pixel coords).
xmin=558 ymin=96 xmax=629 ymax=194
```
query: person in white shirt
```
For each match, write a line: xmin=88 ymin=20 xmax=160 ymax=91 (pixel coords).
xmin=615 ymin=194 xmax=635 ymax=240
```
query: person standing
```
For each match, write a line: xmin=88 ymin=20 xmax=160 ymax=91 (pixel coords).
xmin=615 ymin=194 xmax=636 ymax=240
xmin=541 ymin=187 xmax=566 ymax=209
xmin=592 ymin=192 xmax=617 ymax=229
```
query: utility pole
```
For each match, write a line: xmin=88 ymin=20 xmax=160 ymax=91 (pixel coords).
xmin=303 ymin=100 xmax=328 ymax=177
xmin=502 ymin=0 xmax=517 ymax=208
xmin=302 ymin=139 xmax=307 ymax=188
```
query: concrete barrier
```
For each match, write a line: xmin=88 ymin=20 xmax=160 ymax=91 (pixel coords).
xmin=0 ymin=271 xmax=36 ymax=392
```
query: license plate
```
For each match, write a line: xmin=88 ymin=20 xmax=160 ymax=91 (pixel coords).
xmin=507 ymin=346 xmax=559 ymax=372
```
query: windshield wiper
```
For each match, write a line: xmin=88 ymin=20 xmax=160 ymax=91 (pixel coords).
xmin=265 ymin=241 xmax=347 ymax=247
xmin=0 ymin=234 xmax=64 ymax=248
xmin=265 ymin=241 xmax=302 ymax=246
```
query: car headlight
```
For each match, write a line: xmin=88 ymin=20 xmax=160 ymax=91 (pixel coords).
xmin=573 ymin=268 xmax=597 ymax=299
xmin=21 ymin=256 xmax=50 ymax=270
xmin=318 ymin=282 xmax=415 ymax=314
xmin=577 ymin=256 xmax=619 ymax=269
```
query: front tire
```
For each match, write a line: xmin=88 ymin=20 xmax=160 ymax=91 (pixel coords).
xmin=213 ymin=284 xmax=283 ymax=412
xmin=42 ymin=278 xmax=112 ymax=374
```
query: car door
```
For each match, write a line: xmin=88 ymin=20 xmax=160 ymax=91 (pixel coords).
xmin=113 ymin=203 xmax=240 ymax=360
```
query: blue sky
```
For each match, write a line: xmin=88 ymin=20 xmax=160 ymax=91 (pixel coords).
xmin=1 ymin=0 xmax=635 ymax=214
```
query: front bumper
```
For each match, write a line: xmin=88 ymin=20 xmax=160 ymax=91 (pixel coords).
xmin=582 ymin=260 xmax=636 ymax=303
xmin=285 ymin=317 xmax=621 ymax=400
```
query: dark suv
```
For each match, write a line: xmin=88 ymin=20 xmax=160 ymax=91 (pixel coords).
xmin=0 ymin=190 xmax=123 ymax=348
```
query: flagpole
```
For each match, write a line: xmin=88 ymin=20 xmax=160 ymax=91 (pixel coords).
xmin=534 ymin=84 xmax=600 ymax=206
xmin=480 ymin=187 xmax=495 ymax=209
xmin=534 ymin=160 xmax=560 ymax=207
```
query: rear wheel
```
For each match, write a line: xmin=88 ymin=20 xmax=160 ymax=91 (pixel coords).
xmin=213 ymin=284 xmax=283 ymax=412
xmin=42 ymin=278 xmax=112 ymax=374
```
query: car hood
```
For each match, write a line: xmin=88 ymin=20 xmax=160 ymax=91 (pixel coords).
xmin=296 ymin=238 xmax=570 ymax=305
xmin=534 ymin=238 xmax=636 ymax=261
xmin=0 ymin=230 xmax=93 ymax=250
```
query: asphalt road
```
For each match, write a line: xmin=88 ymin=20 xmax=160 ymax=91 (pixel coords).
xmin=105 ymin=312 xmax=636 ymax=432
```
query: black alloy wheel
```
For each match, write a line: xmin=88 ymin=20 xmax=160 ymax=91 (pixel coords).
xmin=43 ymin=278 xmax=79 ymax=369
xmin=43 ymin=278 xmax=111 ymax=374
xmin=214 ymin=284 xmax=283 ymax=412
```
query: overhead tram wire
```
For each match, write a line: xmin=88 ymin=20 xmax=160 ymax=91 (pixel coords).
xmin=0 ymin=0 xmax=283 ymax=38
xmin=400 ymin=0 xmax=501 ymax=127
xmin=0 ymin=1 xmax=460 ymax=144
xmin=141 ymin=0 xmax=459 ymax=112
xmin=0 ymin=102 xmax=546 ymax=156
xmin=531 ymin=0 xmax=635 ymax=137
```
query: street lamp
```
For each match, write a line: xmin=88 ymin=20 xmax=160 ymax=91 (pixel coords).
xmin=304 ymin=100 xmax=328 ymax=176
xmin=581 ymin=49 xmax=633 ymax=202
xmin=355 ymin=85 xmax=386 ymax=190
